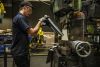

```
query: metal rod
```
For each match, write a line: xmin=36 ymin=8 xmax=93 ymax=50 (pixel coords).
xmin=4 ymin=45 xmax=7 ymax=67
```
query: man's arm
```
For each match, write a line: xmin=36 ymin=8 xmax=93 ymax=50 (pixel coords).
xmin=27 ymin=17 xmax=46 ymax=35
xmin=27 ymin=21 xmax=42 ymax=35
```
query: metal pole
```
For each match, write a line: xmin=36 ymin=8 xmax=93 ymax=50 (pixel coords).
xmin=4 ymin=45 xmax=7 ymax=67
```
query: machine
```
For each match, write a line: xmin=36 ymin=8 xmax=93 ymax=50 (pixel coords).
xmin=46 ymin=0 xmax=100 ymax=67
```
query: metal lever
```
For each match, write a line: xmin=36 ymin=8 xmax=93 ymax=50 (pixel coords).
xmin=44 ymin=15 xmax=64 ymax=36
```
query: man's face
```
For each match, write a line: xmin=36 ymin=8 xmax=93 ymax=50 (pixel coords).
xmin=24 ymin=6 xmax=32 ymax=16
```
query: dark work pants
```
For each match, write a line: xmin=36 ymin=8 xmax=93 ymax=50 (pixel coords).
xmin=13 ymin=55 xmax=30 ymax=67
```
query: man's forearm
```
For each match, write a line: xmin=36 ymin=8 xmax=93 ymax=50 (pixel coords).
xmin=33 ymin=21 xmax=41 ymax=33
xmin=27 ymin=21 xmax=41 ymax=35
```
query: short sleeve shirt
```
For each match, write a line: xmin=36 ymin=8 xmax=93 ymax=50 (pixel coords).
xmin=11 ymin=13 xmax=31 ymax=56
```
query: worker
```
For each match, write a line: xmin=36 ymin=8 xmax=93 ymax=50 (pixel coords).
xmin=11 ymin=1 xmax=45 ymax=67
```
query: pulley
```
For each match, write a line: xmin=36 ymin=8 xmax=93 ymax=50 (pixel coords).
xmin=71 ymin=41 xmax=92 ymax=57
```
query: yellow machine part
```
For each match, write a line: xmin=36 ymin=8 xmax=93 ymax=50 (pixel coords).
xmin=37 ymin=26 xmax=44 ymax=46
xmin=37 ymin=27 xmax=44 ymax=35
xmin=87 ymin=25 xmax=95 ymax=33
xmin=0 ymin=2 xmax=5 ymax=16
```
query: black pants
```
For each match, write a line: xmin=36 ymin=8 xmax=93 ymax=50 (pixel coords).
xmin=13 ymin=55 xmax=30 ymax=67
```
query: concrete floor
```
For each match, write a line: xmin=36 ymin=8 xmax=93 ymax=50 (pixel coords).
xmin=1 ymin=47 xmax=100 ymax=67
xmin=30 ymin=56 xmax=50 ymax=67
xmin=0 ymin=55 xmax=50 ymax=67
xmin=0 ymin=47 xmax=50 ymax=67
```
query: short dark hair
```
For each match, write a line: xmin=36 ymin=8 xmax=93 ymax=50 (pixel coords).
xmin=19 ymin=1 xmax=32 ymax=8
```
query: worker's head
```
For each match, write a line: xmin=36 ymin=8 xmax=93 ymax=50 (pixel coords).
xmin=19 ymin=1 xmax=32 ymax=17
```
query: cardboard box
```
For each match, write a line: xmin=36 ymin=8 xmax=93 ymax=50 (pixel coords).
xmin=44 ymin=32 xmax=55 ymax=47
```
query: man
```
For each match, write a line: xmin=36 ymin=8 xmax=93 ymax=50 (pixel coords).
xmin=11 ymin=1 xmax=44 ymax=67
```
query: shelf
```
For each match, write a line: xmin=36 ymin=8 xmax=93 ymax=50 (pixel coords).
xmin=84 ymin=33 xmax=100 ymax=35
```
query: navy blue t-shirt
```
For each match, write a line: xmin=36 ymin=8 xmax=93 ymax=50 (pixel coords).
xmin=11 ymin=13 xmax=31 ymax=56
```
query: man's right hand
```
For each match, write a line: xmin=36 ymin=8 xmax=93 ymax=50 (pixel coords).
xmin=39 ymin=17 xmax=46 ymax=22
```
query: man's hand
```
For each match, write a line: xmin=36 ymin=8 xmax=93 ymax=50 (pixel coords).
xmin=39 ymin=15 xmax=50 ymax=26
xmin=39 ymin=17 xmax=46 ymax=22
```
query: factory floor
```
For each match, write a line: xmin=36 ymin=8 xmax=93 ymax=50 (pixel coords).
xmin=1 ymin=46 xmax=100 ymax=67
xmin=0 ymin=47 xmax=50 ymax=67
xmin=0 ymin=56 xmax=50 ymax=67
